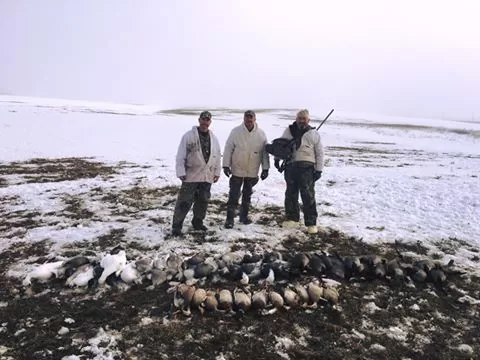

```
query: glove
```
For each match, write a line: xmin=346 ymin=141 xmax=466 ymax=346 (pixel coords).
xmin=260 ymin=169 xmax=269 ymax=180
xmin=223 ymin=167 xmax=231 ymax=177
xmin=274 ymin=159 xmax=281 ymax=172
xmin=314 ymin=171 xmax=322 ymax=181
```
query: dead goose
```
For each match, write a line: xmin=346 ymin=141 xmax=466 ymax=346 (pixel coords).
xmin=293 ymin=283 xmax=310 ymax=305
xmin=65 ymin=263 xmax=95 ymax=287
xmin=263 ymin=251 xmax=282 ymax=263
xmin=233 ymin=288 xmax=251 ymax=313
xmin=428 ymin=264 xmax=447 ymax=286
xmin=322 ymin=286 xmax=340 ymax=304
xmin=307 ymin=282 xmax=324 ymax=304
xmin=407 ymin=265 xmax=428 ymax=283
xmin=413 ymin=259 xmax=435 ymax=272
xmin=283 ymin=287 xmax=300 ymax=308
xmin=166 ymin=252 xmax=183 ymax=274
xmin=194 ymin=262 xmax=214 ymax=278
xmin=62 ymin=256 xmax=91 ymax=277
xmin=309 ymin=254 xmax=327 ymax=277
xmin=269 ymin=290 xmax=284 ymax=309
xmin=203 ymin=290 xmax=218 ymax=312
xmin=252 ymin=289 xmax=268 ymax=310
xmin=135 ymin=257 xmax=153 ymax=274
xmin=218 ymin=289 xmax=233 ymax=310
xmin=23 ymin=260 xmax=65 ymax=286
xmin=192 ymin=288 xmax=207 ymax=308
xmin=98 ymin=250 xmax=127 ymax=285
xmin=120 ymin=262 xmax=142 ymax=284
xmin=186 ymin=253 xmax=207 ymax=267
xmin=176 ymin=284 xmax=196 ymax=315
xmin=374 ymin=259 xmax=387 ymax=279
xmin=150 ymin=268 xmax=168 ymax=286
xmin=290 ymin=252 xmax=310 ymax=273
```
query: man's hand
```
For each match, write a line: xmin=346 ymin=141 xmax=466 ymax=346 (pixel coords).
xmin=213 ymin=175 xmax=220 ymax=183
xmin=179 ymin=175 xmax=186 ymax=181
xmin=223 ymin=167 xmax=231 ymax=177
xmin=314 ymin=171 xmax=322 ymax=181
xmin=260 ymin=169 xmax=269 ymax=180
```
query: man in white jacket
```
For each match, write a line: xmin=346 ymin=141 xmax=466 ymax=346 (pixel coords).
xmin=222 ymin=110 xmax=270 ymax=228
xmin=274 ymin=109 xmax=324 ymax=234
xmin=171 ymin=111 xmax=221 ymax=236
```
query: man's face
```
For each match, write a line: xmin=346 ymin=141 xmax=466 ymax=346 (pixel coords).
xmin=296 ymin=114 xmax=310 ymax=130
xmin=243 ymin=114 xmax=256 ymax=130
xmin=198 ymin=116 xmax=212 ymax=132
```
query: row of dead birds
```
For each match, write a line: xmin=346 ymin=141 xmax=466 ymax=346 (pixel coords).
xmin=22 ymin=242 xmax=460 ymax=292
xmin=169 ymin=281 xmax=340 ymax=316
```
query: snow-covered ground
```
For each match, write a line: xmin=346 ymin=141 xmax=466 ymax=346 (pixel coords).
xmin=1 ymin=95 xmax=479 ymax=360
xmin=1 ymin=95 xmax=479 ymax=252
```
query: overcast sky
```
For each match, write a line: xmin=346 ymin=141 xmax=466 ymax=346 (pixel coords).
xmin=1 ymin=0 xmax=479 ymax=119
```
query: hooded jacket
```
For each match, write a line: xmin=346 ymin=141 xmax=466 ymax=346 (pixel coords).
xmin=280 ymin=124 xmax=324 ymax=171
xmin=175 ymin=126 xmax=221 ymax=183
xmin=223 ymin=123 xmax=270 ymax=178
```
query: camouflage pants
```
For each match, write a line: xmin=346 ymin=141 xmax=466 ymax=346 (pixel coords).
xmin=284 ymin=164 xmax=317 ymax=226
xmin=172 ymin=182 xmax=211 ymax=230
xmin=226 ymin=176 xmax=259 ymax=219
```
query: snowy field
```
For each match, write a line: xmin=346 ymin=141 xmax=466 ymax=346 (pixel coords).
xmin=0 ymin=96 xmax=479 ymax=359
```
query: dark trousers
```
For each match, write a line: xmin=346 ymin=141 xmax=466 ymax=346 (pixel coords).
xmin=172 ymin=182 xmax=211 ymax=230
xmin=284 ymin=164 xmax=317 ymax=226
xmin=226 ymin=176 xmax=259 ymax=220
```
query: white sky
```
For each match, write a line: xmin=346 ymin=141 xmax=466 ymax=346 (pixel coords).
xmin=1 ymin=0 xmax=480 ymax=119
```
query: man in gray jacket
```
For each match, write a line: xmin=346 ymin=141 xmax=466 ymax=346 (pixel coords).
xmin=171 ymin=111 xmax=221 ymax=236
xmin=274 ymin=109 xmax=324 ymax=234
xmin=223 ymin=110 xmax=270 ymax=228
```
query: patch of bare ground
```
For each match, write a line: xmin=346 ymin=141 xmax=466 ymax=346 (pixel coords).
xmin=60 ymin=194 xmax=95 ymax=220
xmin=0 ymin=157 xmax=117 ymax=184
xmin=100 ymin=185 xmax=179 ymax=214
xmin=95 ymin=227 xmax=127 ymax=250
xmin=0 ymin=209 xmax=44 ymax=238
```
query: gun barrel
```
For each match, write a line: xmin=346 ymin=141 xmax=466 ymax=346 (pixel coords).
xmin=316 ymin=108 xmax=335 ymax=130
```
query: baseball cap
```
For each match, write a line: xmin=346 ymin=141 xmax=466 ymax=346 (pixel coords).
xmin=199 ymin=111 xmax=212 ymax=119
xmin=244 ymin=110 xmax=255 ymax=117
